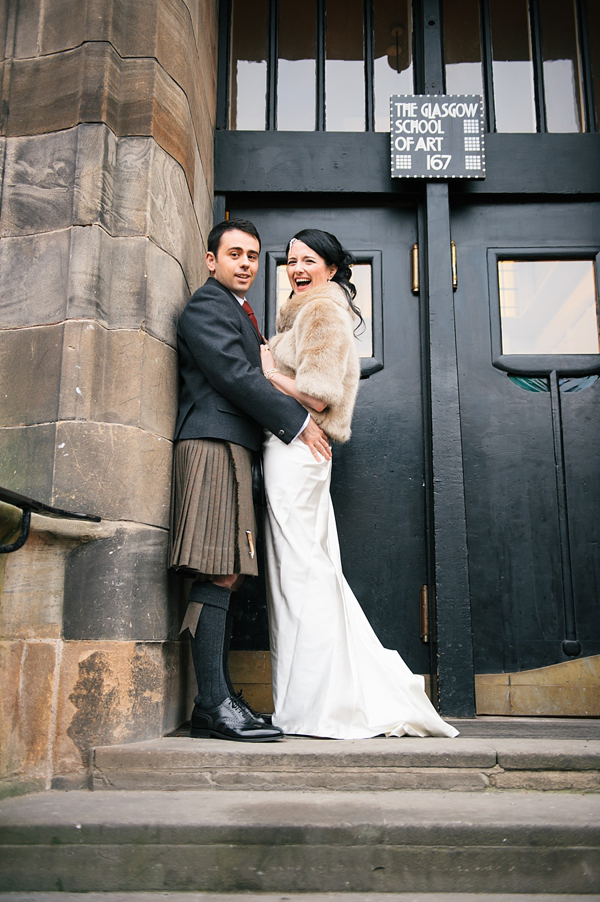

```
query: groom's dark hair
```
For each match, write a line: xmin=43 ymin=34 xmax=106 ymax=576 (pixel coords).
xmin=208 ymin=218 xmax=262 ymax=255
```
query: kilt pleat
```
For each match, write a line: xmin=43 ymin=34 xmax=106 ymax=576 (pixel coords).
xmin=169 ymin=438 xmax=258 ymax=577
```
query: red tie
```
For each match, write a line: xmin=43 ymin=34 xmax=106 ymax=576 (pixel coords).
xmin=242 ymin=299 xmax=262 ymax=338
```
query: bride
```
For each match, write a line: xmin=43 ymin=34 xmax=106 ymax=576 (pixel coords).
xmin=260 ymin=228 xmax=458 ymax=739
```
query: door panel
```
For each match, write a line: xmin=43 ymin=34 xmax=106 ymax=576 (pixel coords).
xmin=230 ymin=204 xmax=428 ymax=671
xmin=451 ymin=201 xmax=600 ymax=674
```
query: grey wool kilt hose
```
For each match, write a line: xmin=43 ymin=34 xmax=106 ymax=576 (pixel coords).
xmin=169 ymin=438 xmax=259 ymax=578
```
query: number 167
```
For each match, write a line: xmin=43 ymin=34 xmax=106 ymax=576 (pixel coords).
xmin=426 ymin=154 xmax=451 ymax=171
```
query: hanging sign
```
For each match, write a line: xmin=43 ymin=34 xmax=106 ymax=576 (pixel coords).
xmin=390 ymin=94 xmax=486 ymax=179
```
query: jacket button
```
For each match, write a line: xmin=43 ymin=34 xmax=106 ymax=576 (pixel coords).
xmin=278 ymin=429 xmax=285 ymax=436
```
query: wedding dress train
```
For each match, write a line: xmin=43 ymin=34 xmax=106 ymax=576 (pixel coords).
xmin=263 ymin=432 xmax=459 ymax=739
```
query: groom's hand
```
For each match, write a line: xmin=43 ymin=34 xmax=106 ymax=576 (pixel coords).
xmin=299 ymin=418 xmax=332 ymax=462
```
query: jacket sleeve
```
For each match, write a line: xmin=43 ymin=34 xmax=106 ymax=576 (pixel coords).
xmin=293 ymin=300 xmax=352 ymax=408
xmin=179 ymin=289 xmax=308 ymax=439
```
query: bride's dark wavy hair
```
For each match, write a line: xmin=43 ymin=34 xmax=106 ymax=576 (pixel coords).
xmin=286 ymin=228 xmax=364 ymax=333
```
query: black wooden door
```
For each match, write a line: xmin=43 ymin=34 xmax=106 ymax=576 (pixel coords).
xmin=230 ymin=202 xmax=430 ymax=673
xmin=451 ymin=201 xmax=600 ymax=675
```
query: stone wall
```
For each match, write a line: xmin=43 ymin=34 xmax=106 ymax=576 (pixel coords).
xmin=0 ymin=0 xmax=218 ymax=793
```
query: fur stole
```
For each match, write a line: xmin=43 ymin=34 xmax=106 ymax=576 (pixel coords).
xmin=269 ymin=282 xmax=360 ymax=443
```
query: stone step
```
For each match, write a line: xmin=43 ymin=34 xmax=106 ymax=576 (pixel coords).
xmin=0 ymin=790 xmax=598 ymax=894
xmin=91 ymin=735 xmax=600 ymax=792
xmin=0 ymin=895 xmax=597 ymax=902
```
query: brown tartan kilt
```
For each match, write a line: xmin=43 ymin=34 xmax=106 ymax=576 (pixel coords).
xmin=169 ymin=438 xmax=259 ymax=578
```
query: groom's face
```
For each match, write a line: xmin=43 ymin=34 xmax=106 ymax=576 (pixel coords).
xmin=206 ymin=228 xmax=260 ymax=297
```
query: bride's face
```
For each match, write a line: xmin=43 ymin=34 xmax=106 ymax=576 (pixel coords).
xmin=286 ymin=240 xmax=338 ymax=293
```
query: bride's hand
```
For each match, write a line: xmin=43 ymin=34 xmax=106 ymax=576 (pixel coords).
xmin=260 ymin=343 xmax=276 ymax=374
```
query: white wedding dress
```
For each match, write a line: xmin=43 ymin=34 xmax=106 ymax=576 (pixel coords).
xmin=263 ymin=432 xmax=459 ymax=739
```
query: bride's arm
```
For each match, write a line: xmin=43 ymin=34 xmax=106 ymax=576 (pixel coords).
xmin=261 ymin=344 xmax=327 ymax=413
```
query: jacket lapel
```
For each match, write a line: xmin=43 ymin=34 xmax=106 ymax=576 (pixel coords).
xmin=209 ymin=277 xmax=261 ymax=347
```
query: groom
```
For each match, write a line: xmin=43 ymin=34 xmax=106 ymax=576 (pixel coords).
xmin=170 ymin=218 xmax=331 ymax=741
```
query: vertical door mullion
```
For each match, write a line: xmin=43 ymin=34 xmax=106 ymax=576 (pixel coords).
xmin=479 ymin=0 xmax=496 ymax=132
xmin=576 ymin=0 xmax=597 ymax=133
xmin=548 ymin=371 xmax=580 ymax=656
xmin=216 ymin=0 xmax=231 ymax=131
xmin=421 ymin=0 xmax=476 ymax=717
xmin=363 ymin=0 xmax=374 ymax=131
xmin=529 ymin=0 xmax=548 ymax=133
xmin=266 ymin=0 xmax=278 ymax=130
xmin=316 ymin=0 xmax=326 ymax=130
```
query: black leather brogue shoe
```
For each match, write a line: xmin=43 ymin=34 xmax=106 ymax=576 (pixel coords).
xmin=190 ymin=696 xmax=284 ymax=741
xmin=233 ymin=690 xmax=280 ymax=729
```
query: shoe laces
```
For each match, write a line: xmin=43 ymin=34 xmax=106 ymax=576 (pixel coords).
xmin=234 ymin=689 xmax=257 ymax=715
xmin=229 ymin=694 xmax=247 ymax=715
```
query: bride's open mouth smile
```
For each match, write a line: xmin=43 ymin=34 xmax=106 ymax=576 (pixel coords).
xmin=293 ymin=276 xmax=311 ymax=291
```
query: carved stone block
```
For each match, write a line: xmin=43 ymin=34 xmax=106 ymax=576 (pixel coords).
xmin=52 ymin=420 xmax=172 ymax=526
xmin=0 ymin=423 xmax=57 ymax=504
xmin=7 ymin=44 xmax=198 ymax=197
xmin=0 ymin=324 xmax=63 ymax=427
xmin=63 ymin=523 xmax=174 ymax=641
xmin=57 ymin=321 xmax=178 ymax=438
xmin=13 ymin=0 xmax=218 ymax=187
xmin=1 ymin=129 xmax=79 ymax=235
xmin=52 ymin=639 xmax=184 ymax=779
xmin=1 ymin=515 xmax=115 ymax=641
xmin=0 ymin=227 xmax=188 ymax=341
xmin=0 ymin=231 xmax=72 ymax=325
xmin=0 ymin=639 xmax=58 ymax=781
xmin=2 ymin=126 xmax=204 ymax=291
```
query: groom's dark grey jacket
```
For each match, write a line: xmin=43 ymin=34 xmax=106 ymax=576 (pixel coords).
xmin=174 ymin=277 xmax=307 ymax=452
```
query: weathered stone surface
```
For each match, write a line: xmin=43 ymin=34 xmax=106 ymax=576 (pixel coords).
xmin=193 ymin=141 xmax=214 ymax=242
xmin=0 ymin=7 xmax=9 ymax=65
xmin=0 ymin=227 xmax=188 ymax=341
xmin=0 ymin=423 xmax=57 ymax=504
xmin=0 ymin=321 xmax=177 ymax=437
xmin=63 ymin=523 xmax=174 ymax=640
xmin=11 ymin=0 xmax=217 ymax=192
xmin=490 ymin=770 xmax=600 ymax=791
xmin=111 ymin=135 xmax=203 ymax=287
xmin=1 ymin=128 xmax=79 ymax=234
xmin=66 ymin=226 xmax=188 ymax=342
xmin=0 ymin=501 xmax=21 ymax=544
xmin=52 ymin=639 xmax=184 ymax=778
xmin=0 ymin=324 xmax=63 ymax=427
xmin=1 ymin=126 xmax=204 ymax=290
xmin=0 ymin=790 xmax=599 ymax=894
xmin=0 ymin=639 xmax=57 ymax=782
xmin=0 ymin=230 xmax=72 ymax=325
xmin=52 ymin=421 xmax=172 ymax=525
xmin=475 ymin=672 xmax=511 ymax=716
xmin=6 ymin=44 xmax=199 ymax=195
xmin=494 ymin=738 xmax=600 ymax=771
xmin=1 ymin=515 xmax=117 ymax=641
xmin=1 ymin=529 xmax=73 ymax=640
xmin=57 ymin=321 xmax=178 ymax=438
xmin=12 ymin=0 xmax=39 ymax=61
xmin=476 ymin=657 xmax=600 ymax=717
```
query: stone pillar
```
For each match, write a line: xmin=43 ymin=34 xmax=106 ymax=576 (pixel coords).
xmin=0 ymin=0 xmax=218 ymax=792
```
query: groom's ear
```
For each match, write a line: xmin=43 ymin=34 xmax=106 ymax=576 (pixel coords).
xmin=206 ymin=250 xmax=216 ymax=273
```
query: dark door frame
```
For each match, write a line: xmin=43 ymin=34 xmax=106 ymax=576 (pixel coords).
xmin=213 ymin=0 xmax=600 ymax=717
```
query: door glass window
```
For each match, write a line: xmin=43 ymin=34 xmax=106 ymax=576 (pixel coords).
xmin=498 ymin=259 xmax=599 ymax=355
xmin=277 ymin=2 xmax=316 ymax=130
xmin=326 ymin=0 xmax=365 ymax=131
xmin=490 ymin=0 xmax=536 ymax=132
xmin=539 ymin=0 xmax=583 ymax=132
xmin=442 ymin=0 xmax=484 ymax=98
xmin=373 ymin=0 xmax=413 ymax=132
xmin=277 ymin=263 xmax=373 ymax=358
xmin=229 ymin=0 xmax=268 ymax=130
